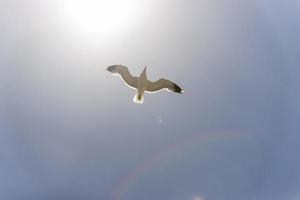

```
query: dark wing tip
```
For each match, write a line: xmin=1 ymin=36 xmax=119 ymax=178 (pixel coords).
xmin=173 ymin=83 xmax=184 ymax=94
xmin=106 ymin=65 xmax=117 ymax=72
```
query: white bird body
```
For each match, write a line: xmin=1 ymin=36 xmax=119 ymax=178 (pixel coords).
xmin=107 ymin=65 xmax=183 ymax=104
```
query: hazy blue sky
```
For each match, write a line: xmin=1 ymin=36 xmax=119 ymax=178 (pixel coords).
xmin=0 ymin=0 xmax=299 ymax=200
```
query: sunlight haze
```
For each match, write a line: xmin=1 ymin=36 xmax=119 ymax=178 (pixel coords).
xmin=0 ymin=0 xmax=299 ymax=200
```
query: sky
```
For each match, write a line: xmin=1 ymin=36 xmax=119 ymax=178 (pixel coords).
xmin=0 ymin=0 xmax=300 ymax=200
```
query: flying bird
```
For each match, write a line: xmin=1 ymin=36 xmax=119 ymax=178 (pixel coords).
xmin=107 ymin=65 xmax=183 ymax=104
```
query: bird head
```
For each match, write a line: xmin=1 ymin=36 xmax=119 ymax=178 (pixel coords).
xmin=140 ymin=65 xmax=147 ymax=77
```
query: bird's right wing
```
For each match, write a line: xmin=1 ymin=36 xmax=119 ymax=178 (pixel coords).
xmin=107 ymin=65 xmax=138 ymax=89
xmin=146 ymin=79 xmax=183 ymax=94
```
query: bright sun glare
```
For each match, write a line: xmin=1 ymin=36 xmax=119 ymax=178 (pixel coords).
xmin=62 ymin=0 xmax=142 ymax=39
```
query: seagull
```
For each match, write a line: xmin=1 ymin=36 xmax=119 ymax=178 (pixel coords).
xmin=107 ymin=65 xmax=183 ymax=104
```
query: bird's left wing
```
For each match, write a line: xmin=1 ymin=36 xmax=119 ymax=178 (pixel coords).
xmin=146 ymin=79 xmax=183 ymax=94
xmin=107 ymin=65 xmax=138 ymax=89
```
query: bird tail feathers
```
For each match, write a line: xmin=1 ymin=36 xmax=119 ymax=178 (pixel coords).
xmin=133 ymin=93 xmax=144 ymax=104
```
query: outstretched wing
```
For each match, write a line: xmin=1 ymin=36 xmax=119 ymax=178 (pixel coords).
xmin=107 ymin=65 xmax=138 ymax=89
xmin=146 ymin=79 xmax=183 ymax=94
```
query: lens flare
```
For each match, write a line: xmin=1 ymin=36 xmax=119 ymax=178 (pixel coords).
xmin=112 ymin=131 xmax=239 ymax=200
